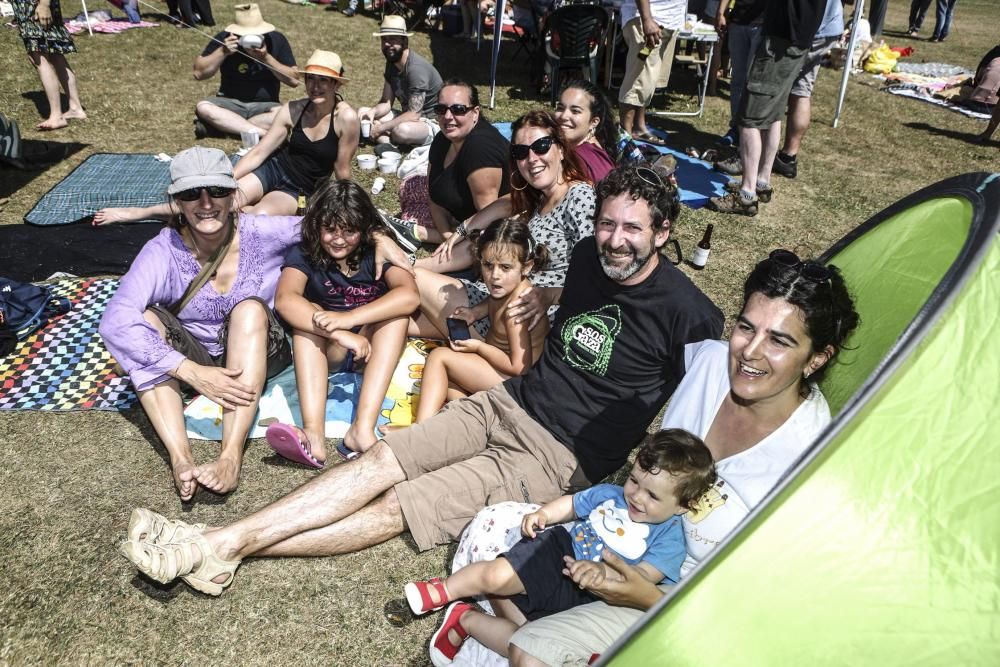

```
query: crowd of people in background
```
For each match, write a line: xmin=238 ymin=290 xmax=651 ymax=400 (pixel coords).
xmin=8 ymin=0 xmax=994 ymax=664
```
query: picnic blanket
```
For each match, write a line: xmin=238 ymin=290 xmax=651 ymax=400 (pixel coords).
xmin=184 ymin=338 xmax=440 ymax=441
xmin=25 ymin=153 xmax=172 ymax=226
xmin=879 ymin=64 xmax=991 ymax=120
xmin=493 ymin=123 xmax=728 ymax=209
xmin=0 ymin=277 xmax=137 ymax=411
xmin=65 ymin=18 xmax=159 ymax=33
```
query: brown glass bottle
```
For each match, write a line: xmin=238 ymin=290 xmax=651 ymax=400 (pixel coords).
xmin=295 ymin=195 xmax=307 ymax=216
xmin=691 ymin=223 xmax=713 ymax=270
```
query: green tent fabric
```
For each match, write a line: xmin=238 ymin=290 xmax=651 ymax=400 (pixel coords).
xmin=603 ymin=173 xmax=1000 ymax=665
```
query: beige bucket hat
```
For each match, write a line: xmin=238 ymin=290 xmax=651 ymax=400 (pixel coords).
xmin=225 ymin=4 xmax=275 ymax=36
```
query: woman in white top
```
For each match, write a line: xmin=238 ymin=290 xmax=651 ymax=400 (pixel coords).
xmin=446 ymin=250 xmax=860 ymax=666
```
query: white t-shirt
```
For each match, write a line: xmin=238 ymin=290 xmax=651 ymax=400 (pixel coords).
xmin=660 ymin=340 xmax=831 ymax=576
xmin=620 ymin=0 xmax=687 ymax=31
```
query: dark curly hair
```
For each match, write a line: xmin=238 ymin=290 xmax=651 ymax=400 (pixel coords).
xmin=299 ymin=179 xmax=387 ymax=273
xmin=558 ymin=78 xmax=620 ymax=162
xmin=595 ymin=165 xmax=681 ymax=234
xmin=471 ymin=218 xmax=550 ymax=273
xmin=742 ymin=253 xmax=860 ymax=387
xmin=635 ymin=429 xmax=717 ymax=512
xmin=509 ymin=110 xmax=590 ymax=217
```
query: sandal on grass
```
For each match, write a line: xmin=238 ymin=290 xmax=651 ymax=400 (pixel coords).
xmin=120 ymin=532 xmax=241 ymax=596
xmin=429 ymin=602 xmax=473 ymax=667
xmin=632 ymin=130 xmax=669 ymax=147
xmin=405 ymin=577 xmax=450 ymax=615
xmin=128 ymin=508 xmax=205 ymax=545
xmin=265 ymin=423 xmax=324 ymax=469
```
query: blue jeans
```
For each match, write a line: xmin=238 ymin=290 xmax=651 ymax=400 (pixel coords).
xmin=727 ymin=22 xmax=763 ymax=127
xmin=932 ymin=0 xmax=958 ymax=40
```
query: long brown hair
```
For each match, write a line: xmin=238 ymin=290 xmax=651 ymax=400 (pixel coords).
xmin=509 ymin=110 xmax=590 ymax=217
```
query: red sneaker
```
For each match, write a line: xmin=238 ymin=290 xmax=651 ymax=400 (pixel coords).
xmin=429 ymin=602 xmax=472 ymax=666
xmin=404 ymin=577 xmax=450 ymax=615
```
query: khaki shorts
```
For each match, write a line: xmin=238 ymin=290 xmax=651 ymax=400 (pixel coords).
xmin=618 ymin=18 xmax=678 ymax=107
xmin=739 ymin=35 xmax=809 ymax=129
xmin=385 ymin=384 xmax=589 ymax=551
xmin=202 ymin=96 xmax=280 ymax=119
xmin=790 ymin=35 xmax=839 ymax=98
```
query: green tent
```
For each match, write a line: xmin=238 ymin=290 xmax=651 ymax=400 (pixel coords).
xmin=603 ymin=172 xmax=1000 ymax=665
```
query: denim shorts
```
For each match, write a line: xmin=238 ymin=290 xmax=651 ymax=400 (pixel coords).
xmin=252 ymin=157 xmax=305 ymax=199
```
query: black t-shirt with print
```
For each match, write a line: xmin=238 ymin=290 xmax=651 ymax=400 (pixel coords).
xmin=202 ymin=31 xmax=296 ymax=103
xmin=505 ymin=237 xmax=724 ymax=483
xmin=282 ymin=245 xmax=390 ymax=311
xmin=764 ymin=0 xmax=826 ymax=49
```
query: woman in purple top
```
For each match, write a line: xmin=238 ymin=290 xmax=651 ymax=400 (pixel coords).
xmin=555 ymin=79 xmax=618 ymax=183
xmin=99 ymin=147 xmax=302 ymax=502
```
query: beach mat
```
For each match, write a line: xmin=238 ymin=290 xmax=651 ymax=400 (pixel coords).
xmin=492 ymin=123 xmax=727 ymax=209
xmin=184 ymin=338 xmax=441 ymax=441
xmin=0 ymin=221 xmax=163 ymax=281
xmin=0 ymin=277 xmax=137 ymax=411
xmin=885 ymin=85 xmax=992 ymax=120
xmin=24 ymin=153 xmax=172 ymax=226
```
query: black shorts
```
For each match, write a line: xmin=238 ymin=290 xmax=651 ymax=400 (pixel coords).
xmin=503 ymin=526 xmax=600 ymax=622
xmin=148 ymin=296 xmax=291 ymax=383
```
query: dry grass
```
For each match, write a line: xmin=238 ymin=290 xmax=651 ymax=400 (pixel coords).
xmin=1 ymin=0 xmax=998 ymax=664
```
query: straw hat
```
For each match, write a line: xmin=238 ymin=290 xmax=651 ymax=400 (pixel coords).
xmin=166 ymin=147 xmax=237 ymax=195
xmin=225 ymin=4 xmax=275 ymax=36
xmin=304 ymin=50 xmax=348 ymax=80
xmin=372 ymin=15 xmax=411 ymax=37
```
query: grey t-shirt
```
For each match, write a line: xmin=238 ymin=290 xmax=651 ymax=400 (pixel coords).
xmin=383 ymin=51 xmax=442 ymax=118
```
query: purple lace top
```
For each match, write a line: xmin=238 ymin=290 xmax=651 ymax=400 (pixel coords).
xmin=99 ymin=214 xmax=301 ymax=392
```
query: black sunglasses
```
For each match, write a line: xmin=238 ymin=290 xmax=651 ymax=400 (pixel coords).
xmin=433 ymin=103 xmax=474 ymax=116
xmin=769 ymin=249 xmax=832 ymax=283
xmin=510 ymin=136 xmax=557 ymax=161
xmin=174 ymin=186 xmax=235 ymax=201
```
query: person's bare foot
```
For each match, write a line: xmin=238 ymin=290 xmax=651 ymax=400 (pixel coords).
xmin=62 ymin=109 xmax=87 ymax=121
xmin=172 ymin=460 xmax=200 ymax=502
xmin=303 ymin=428 xmax=328 ymax=463
xmin=37 ymin=117 xmax=68 ymax=131
xmin=92 ymin=208 xmax=135 ymax=225
xmin=194 ymin=456 xmax=241 ymax=494
xmin=343 ymin=422 xmax=378 ymax=454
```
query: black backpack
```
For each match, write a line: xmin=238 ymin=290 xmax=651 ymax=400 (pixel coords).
xmin=0 ymin=277 xmax=72 ymax=349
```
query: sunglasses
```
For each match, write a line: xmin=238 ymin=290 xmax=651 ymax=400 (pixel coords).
xmin=769 ymin=249 xmax=832 ymax=283
xmin=174 ymin=186 xmax=235 ymax=201
xmin=510 ymin=136 xmax=557 ymax=161
xmin=433 ymin=103 xmax=474 ymax=116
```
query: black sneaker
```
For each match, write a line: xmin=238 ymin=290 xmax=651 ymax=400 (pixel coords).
xmin=772 ymin=153 xmax=798 ymax=179
xmin=707 ymin=191 xmax=758 ymax=217
xmin=342 ymin=7 xmax=356 ymax=16
xmin=713 ymin=154 xmax=742 ymax=176
xmin=724 ymin=179 xmax=773 ymax=203
xmin=379 ymin=211 xmax=421 ymax=253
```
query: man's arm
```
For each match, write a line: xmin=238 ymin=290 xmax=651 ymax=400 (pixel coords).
xmin=362 ymin=81 xmax=395 ymax=123
xmin=246 ymin=45 xmax=299 ymax=87
xmin=377 ymin=90 xmax=425 ymax=134
xmin=193 ymin=35 xmax=237 ymax=81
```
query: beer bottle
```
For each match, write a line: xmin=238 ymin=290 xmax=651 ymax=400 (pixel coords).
xmin=296 ymin=194 xmax=307 ymax=216
xmin=691 ymin=224 xmax=713 ymax=270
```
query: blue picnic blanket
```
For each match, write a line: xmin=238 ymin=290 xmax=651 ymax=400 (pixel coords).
xmin=493 ymin=123 xmax=727 ymax=209
xmin=25 ymin=153 xmax=172 ymax=226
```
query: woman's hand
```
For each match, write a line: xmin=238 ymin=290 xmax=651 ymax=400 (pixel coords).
xmin=33 ymin=2 xmax=53 ymax=27
xmin=449 ymin=338 xmax=482 ymax=353
xmin=505 ymin=285 xmax=548 ymax=330
xmin=373 ymin=232 xmax=416 ymax=280
xmin=563 ymin=551 xmax=665 ymax=610
xmin=177 ymin=361 xmax=256 ymax=411
xmin=431 ymin=231 xmax=468 ymax=264
xmin=521 ymin=509 xmax=549 ymax=538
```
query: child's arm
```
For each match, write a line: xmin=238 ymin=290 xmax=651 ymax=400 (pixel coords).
xmin=274 ymin=267 xmax=328 ymax=337
xmin=317 ymin=265 xmax=419 ymax=332
xmin=521 ymin=494 xmax=575 ymax=538
xmin=563 ymin=558 xmax=664 ymax=589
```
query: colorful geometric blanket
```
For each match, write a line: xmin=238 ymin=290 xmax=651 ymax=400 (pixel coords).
xmin=0 ymin=277 xmax=137 ymax=411
xmin=65 ymin=18 xmax=160 ymax=34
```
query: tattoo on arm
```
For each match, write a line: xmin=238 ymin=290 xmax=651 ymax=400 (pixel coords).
xmin=407 ymin=91 xmax=426 ymax=115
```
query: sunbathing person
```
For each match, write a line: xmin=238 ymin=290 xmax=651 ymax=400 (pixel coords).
xmin=94 ymin=50 xmax=359 ymax=224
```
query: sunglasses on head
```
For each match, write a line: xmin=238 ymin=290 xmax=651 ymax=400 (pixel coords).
xmin=769 ymin=249 xmax=832 ymax=283
xmin=510 ymin=136 xmax=557 ymax=161
xmin=174 ymin=186 xmax=235 ymax=201
xmin=434 ymin=103 xmax=473 ymax=116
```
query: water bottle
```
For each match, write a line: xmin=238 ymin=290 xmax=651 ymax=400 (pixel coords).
xmin=617 ymin=129 xmax=645 ymax=164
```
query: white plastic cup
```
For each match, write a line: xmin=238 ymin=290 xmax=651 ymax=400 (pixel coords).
xmin=371 ymin=177 xmax=386 ymax=195
xmin=361 ymin=120 xmax=372 ymax=138
xmin=240 ymin=130 xmax=260 ymax=149
xmin=357 ymin=154 xmax=377 ymax=170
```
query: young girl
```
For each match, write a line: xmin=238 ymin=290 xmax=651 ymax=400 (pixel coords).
xmin=267 ymin=179 xmax=418 ymax=465
xmin=415 ymin=220 xmax=550 ymax=423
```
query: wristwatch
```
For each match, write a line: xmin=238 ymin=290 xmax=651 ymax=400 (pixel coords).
xmin=455 ymin=222 xmax=469 ymax=238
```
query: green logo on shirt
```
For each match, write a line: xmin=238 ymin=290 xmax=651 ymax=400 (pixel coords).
xmin=560 ymin=305 xmax=622 ymax=376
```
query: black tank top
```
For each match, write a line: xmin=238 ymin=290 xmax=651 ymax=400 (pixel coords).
xmin=275 ymin=101 xmax=341 ymax=195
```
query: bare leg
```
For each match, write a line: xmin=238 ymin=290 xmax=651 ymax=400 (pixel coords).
xmin=389 ymin=121 xmax=433 ymax=147
xmin=446 ymin=557 xmax=525 ymax=599
xmin=248 ymin=108 xmax=280 ymax=131
xmin=134 ymin=310 xmax=199 ymax=500
xmin=29 ymin=53 xmax=67 ymax=130
xmin=410 ymin=268 xmax=471 ymax=338
xmin=781 ymin=94 xmax=811 ymax=157
xmin=343 ymin=316 xmax=409 ymax=453
xmin=195 ymin=299 xmax=270 ymax=494
xmin=414 ymin=241 xmax=476 ymax=274
xmin=509 ymin=644 xmax=550 ymax=667
xmin=291 ymin=325 xmax=334 ymax=463
xmin=195 ymin=101 xmax=260 ymax=136
xmin=620 ymin=103 xmax=639 ymax=135
xmin=739 ymin=126 xmax=762 ymax=193
xmin=93 ymin=202 xmax=177 ymax=225
xmin=756 ymin=120 xmax=782 ymax=185
xmin=49 ymin=53 xmax=86 ymax=120
xmin=632 ymin=106 xmax=649 ymax=135
xmin=463 ymin=597 xmax=527 ymax=657
xmin=976 ymin=102 xmax=1000 ymax=143
xmin=417 ymin=348 xmax=505 ymax=422
xmin=244 ymin=189 xmax=297 ymax=216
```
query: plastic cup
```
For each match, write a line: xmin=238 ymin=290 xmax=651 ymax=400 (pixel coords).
xmin=361 ymin=120 xmax=372 ymax=138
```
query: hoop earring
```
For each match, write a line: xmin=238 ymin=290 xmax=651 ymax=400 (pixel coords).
xmin=510 ymin=172 xmax=528 ymax=192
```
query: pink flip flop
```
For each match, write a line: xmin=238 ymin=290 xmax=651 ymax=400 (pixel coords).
xmin=265 ymin=423 xmax=324 ymax=469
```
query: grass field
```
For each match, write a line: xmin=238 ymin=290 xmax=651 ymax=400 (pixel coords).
xmin=1 ymin=0 xmax=998 ymax=664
